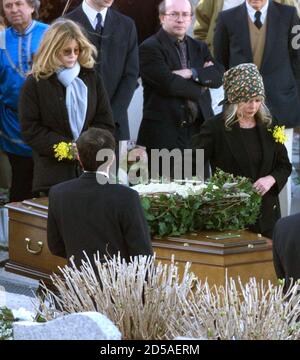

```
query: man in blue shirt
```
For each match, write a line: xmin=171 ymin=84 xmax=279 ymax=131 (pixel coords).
xmin=0 ymin=0 xmax=48 ymax=201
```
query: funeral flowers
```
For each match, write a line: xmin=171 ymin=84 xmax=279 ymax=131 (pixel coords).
xmin=53 ymin=142 xmax=76 ymax=161
xmin=132 ymin=170 xmax=262 ymax=237
xmin=132 ymin=181 xmax=210 ymax=198
xmin=269 ymin=125 xmax=287 ymax=144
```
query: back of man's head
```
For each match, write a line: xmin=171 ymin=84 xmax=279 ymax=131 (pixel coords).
xmin=76 ymin=128 xmax=115 ymax=172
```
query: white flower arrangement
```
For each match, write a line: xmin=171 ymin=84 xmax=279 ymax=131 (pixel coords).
xmin=132 ymin=170 xmax=262 ymax=236
xmin=132 ymin=181 xmax=211 ymax=199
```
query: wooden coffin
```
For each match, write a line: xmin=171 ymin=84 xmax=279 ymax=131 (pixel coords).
xmin=5 ymin=198 xmax=277 ymax=286
xmin=5 ymin=198 xmax=65 ymax=283
xmin=152 ymin=232 xmax=276 ymax=286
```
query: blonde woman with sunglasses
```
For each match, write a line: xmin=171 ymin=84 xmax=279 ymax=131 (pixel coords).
xmin=19 ymin=18 xmax=115 ymax=195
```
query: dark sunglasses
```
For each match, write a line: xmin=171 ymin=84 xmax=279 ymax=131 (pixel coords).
xmin=62 ymin=47 xmax=80 ymax=56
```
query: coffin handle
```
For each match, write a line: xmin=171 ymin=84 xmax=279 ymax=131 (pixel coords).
xmin=25 ymin=238 xmax=43 ymax=255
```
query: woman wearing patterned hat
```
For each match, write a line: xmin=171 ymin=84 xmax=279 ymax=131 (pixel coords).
xmin=193 ymin=63 xmax=292 ymax=238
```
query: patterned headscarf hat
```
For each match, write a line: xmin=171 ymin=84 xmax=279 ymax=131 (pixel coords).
xmin=221 ymin=63 xmax=265 ymax=104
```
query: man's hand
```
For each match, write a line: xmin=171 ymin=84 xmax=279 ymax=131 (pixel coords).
xmin=172 ymin=69 xmax=193 ymax=79
xmin=172 ymin=62 xmax=214 ymax=80
xmin=204 ymin=61 xmax=214 ymax=68
xmin=253 ymin=175 xmax=276 ymax=196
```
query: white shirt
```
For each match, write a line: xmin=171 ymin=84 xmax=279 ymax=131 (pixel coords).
xmin=246 ymin=0 xmax=269 ymax=24
xmin=222 ymin=0 xmax=245 ymax=11
xmin=82 ymin=0 xmax=108 ymax=29
xmin=84 ymin=170 xmax=110 ymax=178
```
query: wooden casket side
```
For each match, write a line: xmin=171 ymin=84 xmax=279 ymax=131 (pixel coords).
xmin=5 ymin=198 xmax=277 ymax=285
xmin=5 ymin=199 xmax=66 ymax=282
xmin=152 ymin=231 xmax=275 ymax=285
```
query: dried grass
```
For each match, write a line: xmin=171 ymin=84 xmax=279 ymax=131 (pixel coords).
xmin=168 ymin=276 xmax=300 ymax=340
xmin=37 ymin=253 xmax=195 ymax=340
xmin=37 ymin=254 xmax=300 ymax=340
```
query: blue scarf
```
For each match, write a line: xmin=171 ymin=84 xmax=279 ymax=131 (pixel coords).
xmin=57 ymin=62 xmax=88 ymax=140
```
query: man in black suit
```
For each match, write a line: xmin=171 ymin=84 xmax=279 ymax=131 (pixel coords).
xmin=47 ymin=128 xmax=153 ymax=267
xmin=112 ymin=0 xmax=161 ymax=44
xmin=66 ymin=0 xmax=139 ymax=141
xmin=273 ymin=213 xmax=300 ymax=289
xmin=137 ymin=0 xmax=223 ymax=179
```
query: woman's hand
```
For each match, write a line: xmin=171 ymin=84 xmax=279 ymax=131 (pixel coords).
xmin=72 ymin=142 xmax=79 ymax=160
xmin=253 ymin=175 xmax=276 ymax=196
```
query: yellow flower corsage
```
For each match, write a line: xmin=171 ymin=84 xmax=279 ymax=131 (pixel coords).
xmin=53 ymin=142 xmax=74 ymax=161
xmin=268 ymin=125 xmax=287 ymax=144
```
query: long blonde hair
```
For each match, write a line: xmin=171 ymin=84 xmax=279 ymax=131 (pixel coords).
xmin=224 ymin=96 xmax=272 ymax=129
xmin=32 ymin=19 xmax=97 ymax=80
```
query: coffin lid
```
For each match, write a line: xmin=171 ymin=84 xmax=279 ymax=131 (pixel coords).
xmin=6 ymin=198 xmax=271 ymax=255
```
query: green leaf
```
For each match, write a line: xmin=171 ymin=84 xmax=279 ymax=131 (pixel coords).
xmin=141 ymin=197 xmax=151 ymax=210
xmin=158 ymin=222 xmax=168 ymax=236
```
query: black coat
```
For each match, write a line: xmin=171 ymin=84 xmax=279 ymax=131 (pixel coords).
xmin=66 ymin=6 xmax=139 ymax=140
xmin=273 ymin=213 xmax=300 ymax=287
xmin=19 ymin=67 xmax=114 ymax=193
xmin=193 ymin=114 xmax=292 ymax=237
xmin=47 ymin=173 xmax=153 ymax=267
xmin=112 ymin=0 xmax=161 ymax=44
xmin=214 ymin=1 xmax=300 ymax=128
xmin=137 ymin=28 xmax=223 ymax=150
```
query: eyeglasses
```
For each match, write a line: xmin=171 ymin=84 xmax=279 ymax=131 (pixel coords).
xmin=164 ymin=12 xmax=193 ymax=21
xmin=61 ymin=48 xmax=80 ymax=56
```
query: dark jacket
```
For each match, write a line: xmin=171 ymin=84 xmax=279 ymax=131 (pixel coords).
xmin=214 ymin=1 xmax=300 ymax=128
xmin=47 ymin=173 xmax=153 ymax=267
xmin=193 ymin=113 xmax=292 ymax=237
xmin=19 ymin=67 xmax=114 ymax=193
xmin=66 ymin=6 xmax=139 ymax=140
xmin=137 ymin=28 xmax=223 ymax=150
xmin=273 ymin=213 xmax=300 ymax=287
xmin=112 ymin=0 xmax=161 ymax=44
